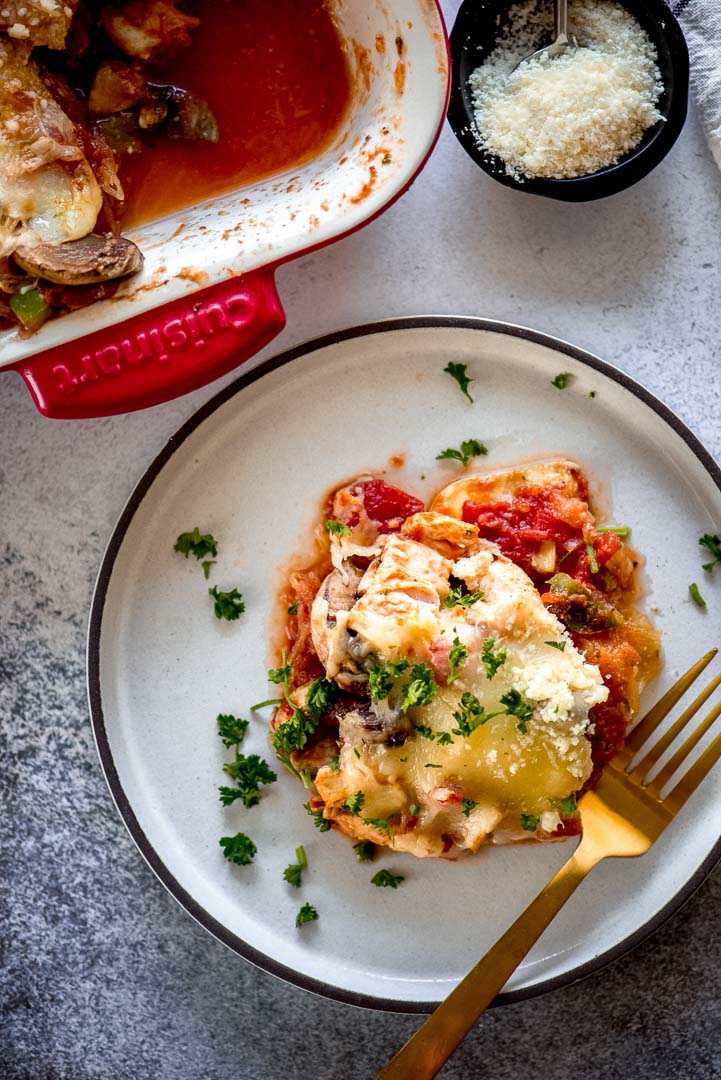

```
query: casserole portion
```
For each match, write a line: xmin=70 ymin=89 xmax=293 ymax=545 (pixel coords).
xmin=271 ymin=465 xmax=660 ymax=858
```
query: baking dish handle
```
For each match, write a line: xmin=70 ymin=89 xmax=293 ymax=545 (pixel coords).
xmin=11 ymin=267 xmax=286 ymax=419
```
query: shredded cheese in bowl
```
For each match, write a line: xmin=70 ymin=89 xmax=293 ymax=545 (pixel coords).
xmin=469 ymin=0 xmax=664 ymax=181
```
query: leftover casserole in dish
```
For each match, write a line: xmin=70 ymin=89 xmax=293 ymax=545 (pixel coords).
xmin=271 ymin=461 xmax=660 ymax=858
xmin=0 ymin=0 xmax=350 ymax=333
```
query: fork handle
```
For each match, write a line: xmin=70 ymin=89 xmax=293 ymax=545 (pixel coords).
xmin=376 ymin=848 xmax=599 ymax=1080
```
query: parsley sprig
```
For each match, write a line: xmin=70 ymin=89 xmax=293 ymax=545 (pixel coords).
xmin=296 ymin=902 xmax=319 ymax=927
xmin=219 ymin=753 xmax=277 ymax=808
xmin=283 ymin=845 xmax=308 ymax=888
xmin=368 ymin=659 xmax=409 ymax=701
xmin=219 ymin=832 xmax=256 ymax=865
xmin=520 ymin=814 xmax=539 ymax=832
xmin=325 ymin=518 xmax=352 ymax=537
xmin=448 ymin=635 xmax=467 ymax=684
xmin=217 ymin=713 xmax=249 ymax=748
xmin=436 ymin=439 xmax=488 ymax=467
xmin=365 ymin=816 xmax=395 ymax=840
xmin=700 ymin=534 xmax=721 ymax=573
xmin=304 ymin=801 xmax=331 ymax=832
xmin=500 ymin=689 xmax=534 ymax=734
xmin=371 ymin=869 xmax=404 ymax=889
xmin=452 ymin=692 xmax=499 ymax=736
xmin=353 ymin=840 xmax=377 ymax=862
xmin=174 ymin=528 xmax=218 ymax=561
xmin=341 ymin=790 xmax=365 ymax=816
xmin=209 ymin=586 xmax=245 ymax=621
xmin=444 ymin=361 xmax=474 ymax=402
xmin=402 ymin=664 xmax=438 ymax=709
xmin=444 ymin=584 xmax=484 ymax=609
xmin=481 ymin=637 xmax=506 ymax=679
xmin=268 ymin=656 xmax=336 ymax=785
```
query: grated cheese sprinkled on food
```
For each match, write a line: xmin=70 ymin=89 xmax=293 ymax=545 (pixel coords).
xmin=469 ymin=0 xmax=663 ymax=180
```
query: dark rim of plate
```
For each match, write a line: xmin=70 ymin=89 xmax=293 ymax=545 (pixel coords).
xmin=88 ymin=316 xmax=721 ymax=1014
xmin=447 ymin=0 xmax=690 ymax=202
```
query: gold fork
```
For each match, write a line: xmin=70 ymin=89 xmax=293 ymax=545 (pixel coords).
xmin=377 ymin=650 xmax=721 ymax=1080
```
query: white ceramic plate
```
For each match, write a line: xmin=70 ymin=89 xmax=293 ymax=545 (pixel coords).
xmin=88 ymin=318 xmax=721 ymax=1011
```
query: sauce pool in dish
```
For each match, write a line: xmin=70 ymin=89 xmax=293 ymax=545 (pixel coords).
xmin=122 ymin=0 xmax=352 ymax=226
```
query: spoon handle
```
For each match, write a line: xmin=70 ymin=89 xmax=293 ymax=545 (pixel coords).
xmin=555 ymin=0 xmax=569 ymax=44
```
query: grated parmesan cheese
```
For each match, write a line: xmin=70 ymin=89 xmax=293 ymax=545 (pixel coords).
xmin=469 ymin=0 xmax=663 ymax=180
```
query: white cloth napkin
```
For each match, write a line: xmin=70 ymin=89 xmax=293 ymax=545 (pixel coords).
xmin=672 ymin=0 xmax=721 ymax=168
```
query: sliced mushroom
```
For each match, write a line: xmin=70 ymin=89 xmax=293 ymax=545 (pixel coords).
xmin=12 ymin=234 xmax=143 ymax=285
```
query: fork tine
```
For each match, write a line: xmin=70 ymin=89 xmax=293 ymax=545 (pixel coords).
xmin=645 ymin=697 xmax=721 ymax=802
xmin=624 ymin=649 xmax=718 ymax=754
xmin=658 ymin=722 xmax=721 ymax=814
xmin=627 ymin=673 xmax=721 ymax=781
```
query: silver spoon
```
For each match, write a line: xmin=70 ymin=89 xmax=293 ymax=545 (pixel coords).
xmin=512 ymin=0 xmax=574 ymax=71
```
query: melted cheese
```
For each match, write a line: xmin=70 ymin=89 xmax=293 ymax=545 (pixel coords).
xmin=314 ymin=507 xmax=608 ymax=856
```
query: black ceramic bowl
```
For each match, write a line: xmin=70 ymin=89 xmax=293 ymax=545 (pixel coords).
xmin=447 ymin=0 xmax=689 ymax=201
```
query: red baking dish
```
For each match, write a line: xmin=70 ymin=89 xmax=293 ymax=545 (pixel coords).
xmin=1 ymin=0 xmax=450 ymax=419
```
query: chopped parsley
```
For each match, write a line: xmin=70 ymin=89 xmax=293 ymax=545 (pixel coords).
xmin=443 ymin=361 xmax=474 ymax=403
xmin=217 ymin=713 xmax=249 ymax=748
xmin=500 ymin=689 xmax=535 ymax=734
xmin=353 ymin=747 xmax=361 ymax=759
xmin=520 ymin=814 xmax=539 ymax=832
xmin=272 ymin=707 xmax=314 ymax=787
xmin=283 ymin=845 xmax=308 ymax=888
xmin=341 ymin=790 xmax=365 ymax=816
xmin=174 ymin=527 xmax=218 ymax=561
xmin=560 ymin=795 xmax=577 ymax=817
xmin=444 ymin=584 xmax=484 ymax=609
xmin=328 ymin=756 xmax=340 ymax=772
xmin=435 ymin=731 xmax=454 ymax=746
xmin=552 ymin=373 xmax=570 ymax=389
xmin=209 ymin=586 xmax=245 ymax=621
xmin=425 ymin=763 xmax=442 ymax=769
xmin=448 ymin=635 xmax=467 ymax=684
xmin=461 ymin=798 xmax=478 ymax=817
xmin=304 ymin=801 xmax=331 ymax=832
xmin=585 ymin=542 xmax=599 ymax=575
xmin=689 ymin=582 xmax=706 ymax=609
xmin=401 ymin=664 xmax=438 ymax=709
xmin=415 ymin=724 xmax=435 ymax=740
xmin=268 ymin=655 xmax=292 ymax=692
xmin=597 ymin=525 xmax=630 ymax=538
xmin=220 ymin=753 xmax=277 ymax=808
xmin=700 ymin=534 xmax=721 ymax=573
xmin=219 ymin=832 xmax=256 ymax=865
xmin=305 ymin=677 xmax=337 ymax=724
xmin=436 ymin=439 xmax=488 ymax=467
xmin=408 ymin=804 xmax=421 ymax=817
xmin=544 ymin=640 xmax=566 ymax=652
xmin=452 ymin=692 xmax=497 ymax=736
xmin=481 ymin=637 xmax=506 ymax=679
xmin=296 ymin=903 xmax=319 ymax=928
xmin=287 ymin=601 xmax=299 ymax=615
xmin=325 ymin=518 xmax=352 ymax=536
xmin=371 ymin=869 xmax=404 ymax=889
xmin=201 ymin=561 xmax=215 ymax=579
xmin=365 ymin=816 xmax=394 ymax=840
xmin=368 ymin=659 xmax=409 ymax=701
xmin=353 ymin=840 xmax=377 ymax=862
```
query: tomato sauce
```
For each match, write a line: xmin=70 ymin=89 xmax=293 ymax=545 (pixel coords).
xmin=121 ymin=0 xmax=351 ymax=226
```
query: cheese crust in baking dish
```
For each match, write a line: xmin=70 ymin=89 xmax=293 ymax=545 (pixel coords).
xmin=271 ymin=461 xmax=660 ymax=858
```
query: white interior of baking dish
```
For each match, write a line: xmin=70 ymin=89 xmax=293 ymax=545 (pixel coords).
xmin=0 ymin=0 xmax=449 ymax=368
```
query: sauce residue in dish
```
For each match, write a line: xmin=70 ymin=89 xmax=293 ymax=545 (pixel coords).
xmin=122 ymin=0 xmax=351 ymax=226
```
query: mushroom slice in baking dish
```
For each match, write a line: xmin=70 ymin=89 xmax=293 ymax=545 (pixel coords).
xmin=275 ymin=465 xmax=661 ymax=858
